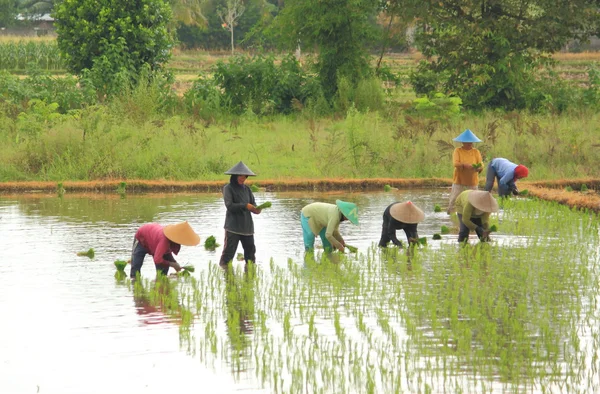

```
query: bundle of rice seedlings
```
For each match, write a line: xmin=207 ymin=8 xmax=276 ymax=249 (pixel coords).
xmin=472 ymin=163 xmax=483 ymax=169
xmin=204 ymin=235 xmax=219 ymax=250
xmin=489 ymin=224 xmax=498 ymax=232
xmin=434 ymin=204 xmax=442 ymax=213
xmin=384 ymin=185 xmax=392 ymax=192
xmin=77 ymin=248 xmax=95 ymax=258
xmin=581 ymin=184 xmax=588 ymax=192
xmin=256 ymin=201 xmax=272 ymax=210
xmin=182 ymin=265 xmax=195 ymax=272
xmin=432 ymin=233 xmax=442 ymax=240
xmin=345 ymin=245 xmax=358 ymax=253
xmin=440 ymin=225 xmax=450 ymax=234
xmin=114 ymin=260 xmax=127 ymax=271
xmin=250 ymin=184 xmax=260 ymax=192
xmin=519 ymin=189 xmax=529 ymax=196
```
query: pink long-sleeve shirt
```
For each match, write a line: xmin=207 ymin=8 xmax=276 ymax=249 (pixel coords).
xmin=135 ymin=223 xmax=180 ymax=265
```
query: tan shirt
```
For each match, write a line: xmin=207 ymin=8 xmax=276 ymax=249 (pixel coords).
xmin=301 ymin=203 xmax=344 ymax=249
xmin=455 ymin=190 xmax=490 ymax=230
xmin=453 ymin=147 xmax=483 ymax=186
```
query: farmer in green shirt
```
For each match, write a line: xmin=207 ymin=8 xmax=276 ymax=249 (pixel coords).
xmin=455 ymin=190 xmax=499 ymax=243
xmin=300 ymin=200 xmax=359 ymax=252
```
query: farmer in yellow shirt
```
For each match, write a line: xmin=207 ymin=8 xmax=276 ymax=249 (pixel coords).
xmin=447 ymin=129 xmax=483 ymax=214
xmin=301 ymin=200 xmax=359 ymax=252
xmin=455 ymin=190 xmax=499 ymax=243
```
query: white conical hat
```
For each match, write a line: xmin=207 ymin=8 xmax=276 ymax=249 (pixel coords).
xmin=389 ymin=201 xmax=425 ymax=223
xmin=163 ymin=221 xmax=200 ymax=246
xmin=467 ymin=191 xmax=499 ymax=213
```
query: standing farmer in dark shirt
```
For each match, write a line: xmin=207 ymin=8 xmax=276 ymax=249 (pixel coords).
xmin=220 ymin=161 xmax=262 ymax=266
xmin=378 ymin=201 xmax=425 ymax=248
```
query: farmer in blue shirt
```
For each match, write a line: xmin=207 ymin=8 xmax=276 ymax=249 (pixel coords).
xmin=484 ymin=158 xmax=529 ymax=197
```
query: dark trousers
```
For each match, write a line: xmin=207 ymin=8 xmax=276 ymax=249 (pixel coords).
xmin=129 ymin=238 xmax=175 ymax=279
xmin=457 ymin=214 xmax=483 ymax=242
xmin=220 ymin=231 xmax=256 ymax=265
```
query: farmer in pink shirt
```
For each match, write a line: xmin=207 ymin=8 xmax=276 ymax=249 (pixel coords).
xmin=130 ymin=221 xmax=200 ymax=279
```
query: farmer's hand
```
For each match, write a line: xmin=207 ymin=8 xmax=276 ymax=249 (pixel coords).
xmin=337 ymin=244 xmax=345 ymax=252
xmin=476 ymin=166 xmax=483 ymax=173
xmin=170 ymin=262 xmax=182 ymax=272
xmin=512 ymin=186 xmax=519 ymax=196
xmin=246 ymin=203 xmax=260 ymax=214
xmin=408 ymin=237 xmax=418 ymax=245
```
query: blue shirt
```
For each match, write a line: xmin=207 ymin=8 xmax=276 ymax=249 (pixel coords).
xmin=490 ymin=158 xmax=517 ymax=189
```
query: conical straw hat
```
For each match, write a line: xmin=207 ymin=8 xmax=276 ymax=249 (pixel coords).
xmin=224 ymin=161 xmax=256 ymax=176
xmin=467 ymin=191 xmax=499 ymax=213
xmin=163 ymin=221 xmax=201 ymax=246
xmin=453 ymin=129 xmax=482 ymax=143
xmin=335 ymin=200 xmax=359 ymax=225
xmin=389 ymin=201 xmax=425 ymax=223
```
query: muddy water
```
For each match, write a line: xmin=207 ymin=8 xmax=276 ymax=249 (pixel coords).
xmin=0 ymin=189 xmax=597 ymax=393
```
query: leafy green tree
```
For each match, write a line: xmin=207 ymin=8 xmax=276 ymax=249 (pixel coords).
xmin=411 ymin=0 xmax=600 ymax=110
xmin=0 ymin=0 xmax=19 ymax=27
xmin=18 ymin=0 xmax=54 ymax=16
xmin=273 ymin=0 xmax=379 ymax=99
xmin=53 ymin=0 xmax=173 ymax=78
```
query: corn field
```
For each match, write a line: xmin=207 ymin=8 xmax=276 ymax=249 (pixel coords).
xmin=0 ymin=41 xmax=64 ymax=71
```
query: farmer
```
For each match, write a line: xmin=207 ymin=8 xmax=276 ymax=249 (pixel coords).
xmin=220 ymin=161 xmax=261 ymax=266
xmin=301 ymin=200 xmax=359 ymax=252
xmin=130 ymin=221 xmax=200 ymax=279
xmin=447 ymin=129 xmax=484 ymax=214
xmin=484 ymin=158 xmax=529 ymax=197
xmin=378 ymin=201 xmax=425 ymax=248
xmin=455 ymin=190 xmax=499 ymax=243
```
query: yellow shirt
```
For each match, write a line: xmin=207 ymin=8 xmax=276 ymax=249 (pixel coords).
xmin=452 ymin=147 xmax=483 ymax=186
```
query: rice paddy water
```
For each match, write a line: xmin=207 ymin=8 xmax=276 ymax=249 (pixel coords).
xmin=1 ymin=190 xmax=598 ymax=393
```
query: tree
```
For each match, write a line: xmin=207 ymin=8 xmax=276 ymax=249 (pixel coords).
xmin=18 ymin=0 xmax=54 ymax=17
xmin=0 ymin=0 xmax=19 ymax=27
xmin=170 ymin=0 xmax=207 ymax=26
xmin=410 ymin=0 xmax=600 ymax=110
xmin=53 ymin=0 xmax=173 ymax=78
xmin=273 ymin=0 xmax=379 ymax=99
xmin=218 ymin=0 xmax=245 ymax=55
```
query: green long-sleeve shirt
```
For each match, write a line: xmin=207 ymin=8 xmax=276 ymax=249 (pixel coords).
xmin=301 ymin=202 xmax=345 ymax=250
xmin=455 ymin=190 xmax=490 ymax=230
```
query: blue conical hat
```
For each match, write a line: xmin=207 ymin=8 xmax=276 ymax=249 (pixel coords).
xmin=453 ymin=129 xmax=482 ymax=143
xmin=335 ymin=200 xmax=359 ymax=225
xmin=224 ymin=161 xmax=256 ymax=176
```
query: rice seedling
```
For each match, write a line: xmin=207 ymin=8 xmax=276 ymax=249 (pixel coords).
xmin=432 ymin=233 xmax=442 ymax=240
xmin=182 ymin=265 xmax=195 ymax=272
xmin=566 ymin=186 xmax=573 ymax=191
xmin=489 ymin=224 xmax=498 ymax=232
xmin=440 ymin=225 xmax=450 ymax=234
xmin=114 ymin=260 xmax=127 ymax=271
xmin=580 ymin=184 xmax=588 ymax=192
xmin=345 ymin=244 xmax=358 ymax=253
xmin=472 ymin=162 xmax=483 ymax=169
xmin=57 ymin=182 xmax=65 ymax=197
xmin=434 ymin=204 xmax=442 ymax=212
xmin=76 ymin=248 xmax=95 ymax=258
xmin=384 ymin=184 xmax=392 ymax=192
xmin=116 ymin=181 xmax=126 ymax=195
xmin=250 ymin=184 xmax=260 ymax=193
xmin=256 ymin=201 xmax=272 ymax=210
xmin=204 ymin=235 xmax=220 ymax=250
xmin=519 ymin=189 xmax=529 ymax=196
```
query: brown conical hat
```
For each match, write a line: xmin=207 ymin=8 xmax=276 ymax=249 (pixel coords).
xmin=224 ymin=161 xmax=256 ymax=176
xmin=467 ymin=191 xmax=499 ymax=213
xmin=389 ymin=201 xmax=425 ymax=224
xmin=163 ymin=221 xmax=200 ymax=246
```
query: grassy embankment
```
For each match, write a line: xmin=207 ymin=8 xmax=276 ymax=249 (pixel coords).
xmin=1 ymin=37 xmax=600 ymax=209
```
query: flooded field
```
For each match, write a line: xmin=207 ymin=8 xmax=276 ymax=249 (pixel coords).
xmin=1 ymin=189 xmax=599 ymax=393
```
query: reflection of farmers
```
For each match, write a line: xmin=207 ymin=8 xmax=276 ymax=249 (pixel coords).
xmin=220 ymin=161 xmax=261 ymax=266
xmin=301 ymin=200 xmax=359 ymax=252
xmin=484 ymin=158 xmax=529 ymax=197
xmin=455 ymin=190 xmax=499 ymax=243
xmin=448 ymin=129 xmax=483 ymax=214
xmin=378 ymin=201 xmax=424 ymax=248
xmin=130 ymin=221 xmax=200 ymax=279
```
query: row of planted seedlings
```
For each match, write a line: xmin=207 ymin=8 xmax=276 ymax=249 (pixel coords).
xmin=128 ymin=196 xmax=600 ymax=393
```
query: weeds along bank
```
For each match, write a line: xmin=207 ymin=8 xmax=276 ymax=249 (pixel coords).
xmin=1 ymin=99 xmax=599 ymax=182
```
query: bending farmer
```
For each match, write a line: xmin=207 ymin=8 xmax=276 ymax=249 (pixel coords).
xmin=484 ymin=158 xmax=529 ymax=197
xmin=379 ymin=201 xmax=425 ymax=248
xmin=455 ymin=190 xmax=499 ymax=243
xmin=130 ymin=221 xmax=200 ymax=279
xmin=220 ymin=161 xmax=261 ymax=266
xmin=301 ymin=200 xmax=359 ymax=252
